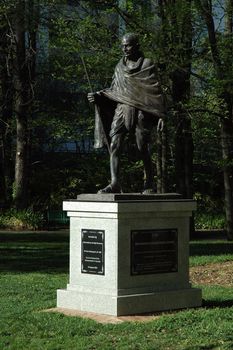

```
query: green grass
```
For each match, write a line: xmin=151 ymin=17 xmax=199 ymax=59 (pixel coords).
xmin=190 ymin=240 xmax=233 ymax=266
xmin=0 ymin=231 xmax=233 ymax=350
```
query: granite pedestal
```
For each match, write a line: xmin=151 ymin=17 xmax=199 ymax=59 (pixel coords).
xmin=57 ymin=194 xmax=202 ymax=316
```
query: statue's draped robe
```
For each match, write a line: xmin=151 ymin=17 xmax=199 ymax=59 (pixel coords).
xmin=94 ymin=56 xmax=166 ymax=149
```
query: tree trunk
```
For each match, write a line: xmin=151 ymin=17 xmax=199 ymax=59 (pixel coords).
xmin=175 ymin=110 xmax=193 ymax=198
xmin=221 ymin=122 xmax=233 ymax=240
xmin=158 ymin=0 xmax=194 ymax=235
xmin=0 ymin=68 xmax=7 ymax=206
xmin=13 ymin=0 xmax=29 ymax=209
xmin=223 ymin=0 xmax=233 ymax=240
xmin=0 ymin=70 xmax=13 ymax=207
xmin=0 ymin=22 xmax=13 ymax=207
xmin=158 ymin=0 xmax=193 ymax=199
xmin=173 ymin=0 xmax=193 ymax=199
xmin=0 ymin=134 xmax=6 ymax=206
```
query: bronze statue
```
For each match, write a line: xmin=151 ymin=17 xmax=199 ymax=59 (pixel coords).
xmin=88 ymin=33 xmax=166 ymax=193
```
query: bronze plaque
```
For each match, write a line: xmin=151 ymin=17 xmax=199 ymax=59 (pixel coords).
xmin=81 ymin=229 xmax=105 ymax=275
xmin=131 ymin=229 xmax=178 ymax=275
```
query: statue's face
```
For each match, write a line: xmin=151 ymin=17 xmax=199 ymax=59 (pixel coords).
xmin=121 ymin=37 xmax=138 ymax=59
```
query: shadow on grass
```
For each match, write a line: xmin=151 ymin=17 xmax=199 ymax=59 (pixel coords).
xmin=193 ymin=230 xmax=227 ymax=240
xmin=202 ymin=299 xmax=233 ymax=308
xmin=1 ymin=231 xmax=233 ymax=276
xmin=0 ymin=231 xmax=69 ymax=273
xmin=190 ymin=241 xmax=233 ymax=256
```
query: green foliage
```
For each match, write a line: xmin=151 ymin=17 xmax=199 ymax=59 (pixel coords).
xmin=1 ymin=0 xmax=233 ymax=217
xmin=0 ymin=209 xmax=44 ymax=230
xmin=29 ymin=142 xmax=160 ymax=209
xmin=194 ymin=192 xmax=225 ymax=230
xmin=28 ymin=3 xmax=123 ymax=210
xmin=30 ymin=152 xmax=110 ymax=209
xmin=195 ymin=213 xmax=225 ymax=230
xmin=194 ymin=192 xmax=224 ymax=213
xmin=50 ymin=5 xmax=121 ymax=90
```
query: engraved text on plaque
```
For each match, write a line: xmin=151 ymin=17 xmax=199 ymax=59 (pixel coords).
xmin=131 ymin=229 xmax=178 ymax=275
xmin=81 ymin=229 xmax=105 ymax=275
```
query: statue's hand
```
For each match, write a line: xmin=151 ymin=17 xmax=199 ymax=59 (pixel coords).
xmin=87 ymin=92 xmax=96 ymax=104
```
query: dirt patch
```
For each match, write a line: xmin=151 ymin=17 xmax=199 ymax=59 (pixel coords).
xmin=190 ymin=261 xmax=233 ymax=286
xmin=44 ymin=308 xmax=163 ymax=324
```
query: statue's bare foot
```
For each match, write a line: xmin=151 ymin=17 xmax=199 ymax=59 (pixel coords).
xmin=98 ymin=184 xmax=122 ymax=194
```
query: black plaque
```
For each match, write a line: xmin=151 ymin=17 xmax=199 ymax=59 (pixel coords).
xmin=81 ymin=229 xmax=105 ymax=275
xmin=131 ymin=229 xmax=178 ymax=275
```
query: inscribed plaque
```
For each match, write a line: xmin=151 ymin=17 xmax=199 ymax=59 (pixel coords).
xmin=81 ymin=229 xmax=105 ymax=275
xmin=131 ymin=229 xmax=178 ymax=275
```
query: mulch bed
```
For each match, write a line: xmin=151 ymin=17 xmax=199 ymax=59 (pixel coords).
xmin=190 ymin=261 xmax=233 ymax=286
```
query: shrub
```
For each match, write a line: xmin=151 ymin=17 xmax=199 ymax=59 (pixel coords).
xmin=195 ymin=213 xmax=225 ymax=230
xmin=0 ymin=209 xmax=44 ymax=230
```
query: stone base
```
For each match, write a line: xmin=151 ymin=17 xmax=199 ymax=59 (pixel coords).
xmin=57 ymin=194 xmax=202 ymax=316
xmin=57 ymin=288 xmax=202 ymax=316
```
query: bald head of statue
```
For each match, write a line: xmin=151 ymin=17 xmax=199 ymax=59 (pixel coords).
xmin=121 ymin=33 xmax=140 ymax=60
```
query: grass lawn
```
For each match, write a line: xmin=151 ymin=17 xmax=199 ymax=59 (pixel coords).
xmin=0 ymin=231 xmax=233 ymax=350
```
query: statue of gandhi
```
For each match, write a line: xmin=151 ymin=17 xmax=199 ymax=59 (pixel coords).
xmin=88 ymin=33 xmax=166 ymax=193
